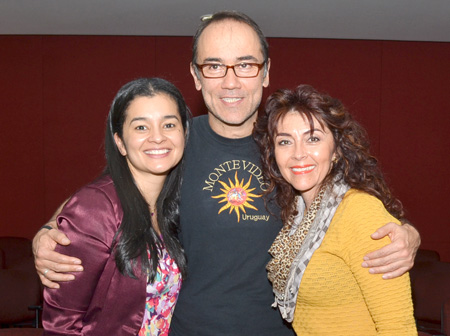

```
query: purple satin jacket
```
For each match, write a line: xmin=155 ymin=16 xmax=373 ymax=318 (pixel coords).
xmin=43 ymin=175 xmax=146 ymax=335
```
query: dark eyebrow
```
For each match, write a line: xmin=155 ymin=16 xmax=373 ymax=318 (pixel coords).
xmin=275 ymin=128 xmax=324 ymax=137
xmin=275 ymin=132 xmax=291 ymax=137
xmin=202 ymin=55 xmax=260 ymax=64
xmin=163 ymin=114 xmax=181 ymax=121
xmin=203 ymin=57 xmax=222 ymax=63
xmin=236 ymin=55 xmax=259 ymax=62
xmin=308 ymin=128 xmax=324 ymax=134
xmin=129 ymin=115 xmax=180 ymax=124
xmin=129 ymin=117 xmax=147 ymax=124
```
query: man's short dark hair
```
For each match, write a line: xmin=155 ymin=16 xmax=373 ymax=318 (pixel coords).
xmin=192 ymin=10 xmax=269 ymax=65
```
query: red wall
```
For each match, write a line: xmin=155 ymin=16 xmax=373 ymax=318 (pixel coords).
xmin=1 ymin=36 xmax=449 ymax=260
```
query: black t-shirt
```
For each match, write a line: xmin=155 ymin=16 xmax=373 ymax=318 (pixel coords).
xmin=170 ymin=115 xmax=293 ymax=336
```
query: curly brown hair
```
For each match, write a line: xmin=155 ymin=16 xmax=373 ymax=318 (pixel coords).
xmin=253 ymin=84 xmax=404 ymax=223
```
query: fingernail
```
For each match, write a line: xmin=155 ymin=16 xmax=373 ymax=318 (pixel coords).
xmin=362 ymin=262 xmax=368 ymax=267
xmin=74 ymin=259 xmax=82 ymax=265
xmin=369 ymin=268 xmax=375 ymax=274
xmin=75 ymin=266 xmax=83 ymax=272
xmin=382 ymin=274 xmax=389 ymax=280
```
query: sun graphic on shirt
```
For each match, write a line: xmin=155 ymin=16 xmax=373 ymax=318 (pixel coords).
xmin=211 ymin=171 xmax=262 ymax=222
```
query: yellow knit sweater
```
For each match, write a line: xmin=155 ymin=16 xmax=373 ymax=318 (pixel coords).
xmin=292 ymin=189 xmax=417 ymax=335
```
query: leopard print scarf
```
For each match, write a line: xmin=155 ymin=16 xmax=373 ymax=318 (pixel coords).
xmin=266 ymin=177 xmax=350 ymax=322
xmin=266 ymin=187 xmax=325 ymax=295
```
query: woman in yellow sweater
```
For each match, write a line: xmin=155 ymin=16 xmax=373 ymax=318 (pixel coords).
xmin=253 ymin=85 xmax=417 ymax=335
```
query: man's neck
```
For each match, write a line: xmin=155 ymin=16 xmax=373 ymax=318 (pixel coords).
xmin=208 ymin=113 xmax=256 ymax=139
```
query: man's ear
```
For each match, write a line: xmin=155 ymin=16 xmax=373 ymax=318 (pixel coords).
xmin=114 ymin=133 xmax=127 ymax=156
xmin=263 ymin=58 xmax=271 ymax=88
xmin=190 ymin=63 xmax=202 ymax=91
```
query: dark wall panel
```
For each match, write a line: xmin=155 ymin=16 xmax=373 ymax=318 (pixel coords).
xmin=379 ymin=41 xmax=450 ymax=260
xmin=0 ymin=35 xmax=448 ymax=261
xmin=0 ymin=36 xmax=45 ymax=236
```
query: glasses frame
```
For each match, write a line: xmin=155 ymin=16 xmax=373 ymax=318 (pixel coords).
xmin=195 ymin=62 xmax=266 ymax=79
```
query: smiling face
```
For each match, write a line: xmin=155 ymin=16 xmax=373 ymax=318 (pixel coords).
xmin=190 ymin=19 xmax=270 ymax=138
xmin=114 ymin=94 xmax=185 ymax=185
xmin=274 ymin=111 xmax=336 ymax=208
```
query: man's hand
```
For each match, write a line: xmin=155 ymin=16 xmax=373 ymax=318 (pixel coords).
xmin=362 ymin=223 xmax=420 ymax=279
xmin=33 ymin=222 xmax=83 ymax=289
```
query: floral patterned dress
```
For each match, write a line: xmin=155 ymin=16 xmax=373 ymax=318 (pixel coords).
xmin=138 ymin=244 xmax=182 ymax=336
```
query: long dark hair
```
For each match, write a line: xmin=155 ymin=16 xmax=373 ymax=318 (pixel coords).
xmin=253 ymin=84 xmax=404 ymax=224
xmin=104 ymin=77 xmax=190 ymax=281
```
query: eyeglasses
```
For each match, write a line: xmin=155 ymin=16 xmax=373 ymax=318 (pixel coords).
xmin=195 ymin=62 xmax=266 ymax=78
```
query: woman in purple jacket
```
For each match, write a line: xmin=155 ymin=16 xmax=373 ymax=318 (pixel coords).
xmin=43 ymin=78 xmax=190 ymax=335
